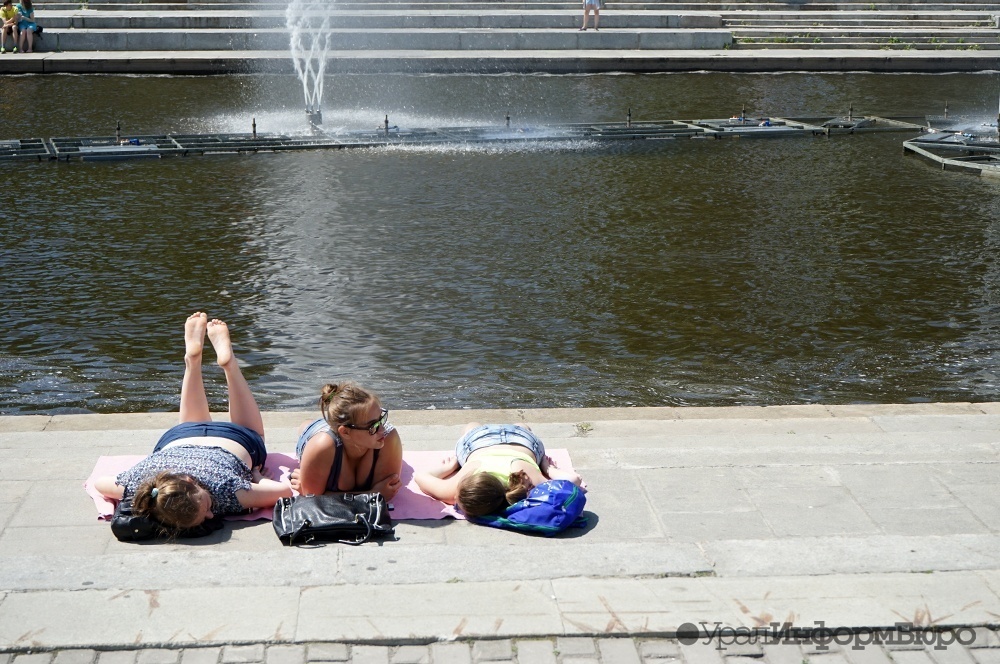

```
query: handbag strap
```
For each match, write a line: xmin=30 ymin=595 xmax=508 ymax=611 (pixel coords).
xmin=338 ymin=513 xmax=373 ymax=545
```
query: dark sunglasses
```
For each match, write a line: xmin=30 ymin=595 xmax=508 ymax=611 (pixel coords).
xmin=343 ymin=408 xmax=389 ymax=435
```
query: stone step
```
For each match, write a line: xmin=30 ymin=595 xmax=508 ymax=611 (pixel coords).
xmin=35 ymin=10 xmax=725 ymax=29
xmin=730 ymin=39 xmax=997 ymax=46
xmin=726 ymin=17 xmax=993 ymax=25
xmin=37 ymin=26 xmax=733 ymax=50
xmin=41 ymin=1 xmax=1000 ymax=8
xmin=732 ymin=26 xmax=998 ymax=35
xmin=733 ymin=31 xmax=998 ymax=39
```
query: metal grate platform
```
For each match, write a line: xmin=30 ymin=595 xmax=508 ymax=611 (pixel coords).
xmin=0 ymin=115 xmax=926 ymax=163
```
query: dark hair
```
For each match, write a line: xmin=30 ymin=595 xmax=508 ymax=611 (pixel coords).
xmin=20 ymin=0 xmax=30 ymax=9
xmin=456 ymin=470 xmax=533 ymax=517
xmin=132 ymin=472 xmax=205 ymax=529
xmin=319 ymin=382 xmax=377 ymax=430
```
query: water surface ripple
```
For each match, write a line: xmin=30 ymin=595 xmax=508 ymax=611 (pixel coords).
xmin=2 ymin=72 xmax=1000 ymax=413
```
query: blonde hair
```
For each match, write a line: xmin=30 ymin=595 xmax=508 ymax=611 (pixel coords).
xmin=319 ymin=382 xmax=378 ymax=430
xmin=456 ymin=470 xmax=533 ymax=517
xmin=132 ymin=472 xmax=205 ymax=529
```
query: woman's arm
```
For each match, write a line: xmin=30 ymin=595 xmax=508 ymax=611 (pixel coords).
xmin=296 ymin=430 xmax=338 ymax=495
xmin=539 ymin=456 xmax=585 ymax=487
xmin=369 ymin=427 xmax=403 ymax=500
xmin=413 ymin=456 xmax=469 ymax=503
xmin=94 ymin=475 xmax=125 ymax=500
xmin=237 ymin=479 xmax=293 ymax=509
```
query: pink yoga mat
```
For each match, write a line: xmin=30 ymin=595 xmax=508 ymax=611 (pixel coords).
xmin=85 ymin=448 xmax=576 ymax=522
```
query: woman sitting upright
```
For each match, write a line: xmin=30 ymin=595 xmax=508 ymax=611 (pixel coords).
xmin=415 ymin=423 xmax=585 ymax=517
xmin=95 ymin=313 xmax=292 ymax=531
xmin=291 ymin=382 xmax=403 ymax=499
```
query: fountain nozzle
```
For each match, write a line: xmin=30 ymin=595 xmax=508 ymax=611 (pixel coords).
xmin=306 ymin=107 xmax=323 ymax=126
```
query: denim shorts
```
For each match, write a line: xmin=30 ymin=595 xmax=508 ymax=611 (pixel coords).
xmin=455 ymin=424 xmax=545 ymax=466
xmin=154 ymin=421 xmax=267 ymax=469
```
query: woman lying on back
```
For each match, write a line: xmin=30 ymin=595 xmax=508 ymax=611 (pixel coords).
xmin=290 ymin=382 xmax=403 ymax=499
xmin=95 ymin=313 xmax=292 ymax=531
xmin=414 ymin=423 xmax=585 ymax=517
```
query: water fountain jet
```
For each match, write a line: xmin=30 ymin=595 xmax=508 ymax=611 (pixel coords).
xmin=287 ymin=0 xmax=334 ymax=126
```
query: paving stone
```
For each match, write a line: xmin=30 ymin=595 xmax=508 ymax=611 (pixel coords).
xmin=349 ymin=646 xmax=388 ymax=664
xmin=265 ymin=645 xmax=306 ymax=664
xmin=802 ymin=642 xmax=841 ymax=656
xmin=428 ymin=643 xmax=471 ymax=664
xmin=54 ymin=651 xmax=98 ymax=664
xmin=137 ymin=650 xmax=179 ymax=664
xmin=180 ymin=649 xmax=222 ymax=664
xmin=472 ymin=641 xmax=512 ymax=661
xmin=389 ymin=646 xmax=429 ymax=664
xmin=928 ymin=643 xmax=977 ymax=664
xmin=305 ymin=646 xmax=348 ymax=663
xmin=561 ymin=658 xmax=599 ymax=664
xmin=721 ymin=643 xmax=764 ymax=657
xmin=13 ymin=656 xmax=52 ymax=664
xmin=557 ymin=639 xmax=598 ymax=657
xmin=841 ymin=643 xmax=893 ymax=664
xmin=222 ymin=646 xmax=264 ymax=664
xmin=638 ymin=640 xmax=682 ymax=660
xmin=761 ymin=643 xmax=806 ymax=664
xmin=971 ymin=651 xmax=1000 ymax=664
xmin=0 ymin=655 xmax=11 ymax=664
xmin=596 ymin=639 xmax=641 ymax=664
xmin=884 ymin=651 xmax=936 ymax=664
xmin=726 ymin=656 xmax=764 ymax=664
xmin=679 ymin=643 xmax=726 ymax=664
xmin=967 ymin=629 xmax=1000 ymax=649
xmin=98 ymin=653 xmax=137 ymax=664
xmin=511 ymin=639 xmax=556 ymax=664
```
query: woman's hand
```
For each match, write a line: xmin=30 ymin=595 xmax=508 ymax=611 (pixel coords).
xmin=371 ymin=473 xmax=402 ymax=500
xmin=288 ymin=468 xmax=303 ymax=494
xmin=429 ymin=454 xmax=459 ymax=478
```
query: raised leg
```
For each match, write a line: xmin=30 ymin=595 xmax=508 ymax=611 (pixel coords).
xmin=207 ymin=318 xmax=264 ymax=438
xmin=179 ymin=312 xmax=211 ymax=423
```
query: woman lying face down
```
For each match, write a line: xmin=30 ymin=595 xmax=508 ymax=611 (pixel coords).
xmin=290 ymin=382 xmax=403 ymax=500
xmin=414 ymin=423 xmax=585 ymax=517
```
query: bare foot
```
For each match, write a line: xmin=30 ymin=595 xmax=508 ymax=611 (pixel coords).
xmin=184 ymin=312 xmax=208 ymax=359
xmin=206 ymin=318 xmax=234 ymax=367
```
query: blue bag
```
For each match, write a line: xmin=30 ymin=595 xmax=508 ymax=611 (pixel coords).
xmin=471 ymin=479 xmax=587 ymax=536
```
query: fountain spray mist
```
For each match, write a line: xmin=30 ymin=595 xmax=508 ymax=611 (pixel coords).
xmin=286 ymin=0 xmax=334 ymax=124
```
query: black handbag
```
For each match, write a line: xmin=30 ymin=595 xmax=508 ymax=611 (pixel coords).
xmin=110 ymin=494 xmax=225 ymax=542
xmin=272 ymin=493 xmax=394 ymax=546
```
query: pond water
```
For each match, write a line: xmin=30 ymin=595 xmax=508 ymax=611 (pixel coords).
xmin=2 ymin=72 xmax=1000 ymax=414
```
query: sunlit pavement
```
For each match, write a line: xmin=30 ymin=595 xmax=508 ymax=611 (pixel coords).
xmin=1 ymin=403 xmax=999 ymax=656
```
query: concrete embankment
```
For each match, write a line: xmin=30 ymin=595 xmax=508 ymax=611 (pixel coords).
xmin=1 ymin=48 xmax=999 ymax=74
xmin=1 ymin=0 xmax=998 ymax=74
xmin=1 ymin=402 xmax=999 ymax=653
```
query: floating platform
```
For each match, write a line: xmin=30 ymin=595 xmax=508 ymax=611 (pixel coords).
xmin=0 ymin=114 xmax=926 ymax=162
xmin=902 ymin=117 xmax=1000 ymax=177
